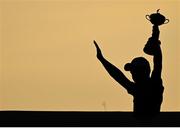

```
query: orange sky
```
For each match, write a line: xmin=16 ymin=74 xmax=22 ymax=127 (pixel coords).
xmin=0 ymin=0 xmax=179 ymax=111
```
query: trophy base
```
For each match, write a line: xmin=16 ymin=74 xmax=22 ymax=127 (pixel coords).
xmin=150 ymin=21 xmax=164 ymax=26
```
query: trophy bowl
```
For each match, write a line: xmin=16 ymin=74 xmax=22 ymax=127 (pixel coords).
xmin=146 ymin=9 xmax=169 ymax=26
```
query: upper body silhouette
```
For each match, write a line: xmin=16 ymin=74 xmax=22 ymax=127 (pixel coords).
xmin=94 ymin=25 xmax=164 ymax=118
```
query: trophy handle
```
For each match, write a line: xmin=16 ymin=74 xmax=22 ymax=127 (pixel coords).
xmin=145 ymin=15 xmax=150 ymax=21
xmin=164 ymin=19 xmax=169 ymax=24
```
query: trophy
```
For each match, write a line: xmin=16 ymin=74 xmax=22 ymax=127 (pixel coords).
xmin=145 ymin=9 xmax=169 ymax=26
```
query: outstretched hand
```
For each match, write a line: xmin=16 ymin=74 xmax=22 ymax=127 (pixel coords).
xmin=93 ymin=40 xmax=103 ymax=60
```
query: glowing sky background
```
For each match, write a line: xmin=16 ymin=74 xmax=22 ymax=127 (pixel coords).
xmin=0 ymin=0 xmax=179 ymax=111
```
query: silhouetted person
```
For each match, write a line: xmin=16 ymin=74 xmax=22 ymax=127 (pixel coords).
xmin=94 ymin=25 xmax=164 ymax=118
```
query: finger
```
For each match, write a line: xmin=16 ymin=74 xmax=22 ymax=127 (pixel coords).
xmin=93 ymin=40 xmax=100 ymax=50
xmin=93 ymin=40 xmax=98 ymax=47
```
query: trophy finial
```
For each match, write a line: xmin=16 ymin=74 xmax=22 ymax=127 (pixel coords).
xmin=157 ymin=9 xmax=160 ymax=13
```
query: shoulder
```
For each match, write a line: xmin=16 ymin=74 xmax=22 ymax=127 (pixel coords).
xmin=151 ymin=75 xmax=162 ymax=85
xmin=150 ymin=77 xmax=164 ymax=92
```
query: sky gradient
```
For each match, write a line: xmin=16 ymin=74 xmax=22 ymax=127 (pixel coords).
xmin=0 ymin=0 xmax=180 ymax=111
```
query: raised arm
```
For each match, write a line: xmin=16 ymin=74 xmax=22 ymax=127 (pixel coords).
xmin=93 ymin=40 xmax=133 ymax=90
xmin=151 ymin=25 xmax=162 ymax=79
xmin=152 ymin=40 xmax=162 ymax=79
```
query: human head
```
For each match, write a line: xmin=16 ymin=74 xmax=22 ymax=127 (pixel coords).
xmin=124 ymin=57 xmax=150 ymax=83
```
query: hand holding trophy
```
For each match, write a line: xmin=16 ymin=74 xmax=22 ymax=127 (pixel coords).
xmin=144 ymin=9 xmax=169 ymax=55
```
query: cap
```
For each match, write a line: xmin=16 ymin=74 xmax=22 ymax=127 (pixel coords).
xmin=124 ymin=57 xmax=150 ymax=72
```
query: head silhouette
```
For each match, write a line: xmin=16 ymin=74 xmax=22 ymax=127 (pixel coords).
xmin=124 ymin=57 xmax=150 ymax=83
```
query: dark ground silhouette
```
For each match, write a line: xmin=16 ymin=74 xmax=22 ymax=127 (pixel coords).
xmin=0 ymin=111 xmax=180 ymax=126
xmin=94 ymin=24 xmax=164 ymax=118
